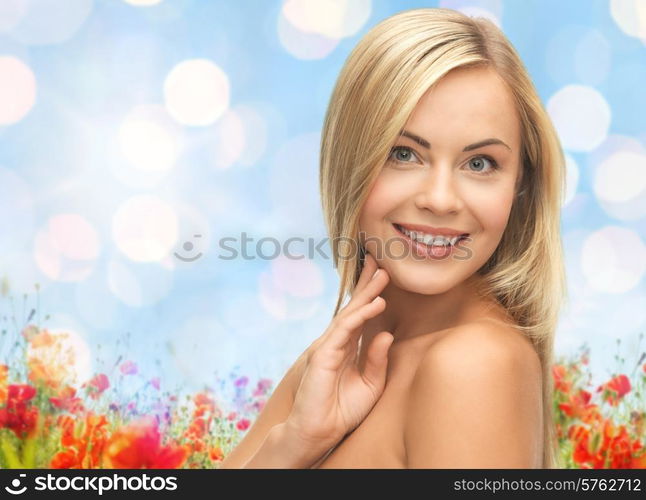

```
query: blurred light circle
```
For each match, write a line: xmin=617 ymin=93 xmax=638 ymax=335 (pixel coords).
xmin=277 ymin=7 xmax=339 ymax=59
xmin=0 ymin=0 xmax=29 ymax=33
xmin=605 ymin=196 xmax=646 ymax=222
xmin=455 ymin=6 xmax=500 ymax=26
xmin=107 ymin=258 xmax=173 ymax=307
xmin=259 ymin=270 xmax=321 ymax=321
xmin=546 ymin=26 xmax=611 ymax=87
xmin=581 ymin=226 xmax=645 ymax=293
xmin=0 ymin=56 xmax=36 ymax=125
xmin=547 ymin=85 xmax=611 ymax=152
xmin=213 ymin=101 xmax=285 ymax=168
xmin=272 ymin=255 xmax=324 ymax=298
xmin=164 ymin=59 xmax=230 ymax=126
xmin=124 ymin=0 xmax=163 ymax=6
xmin=48 ymin=214 xmax=99 ymax=260
xmin=555 ymin=229 xmax=646 ymax=355
xmin=258 ymin=256 xmax=324 ymax=320
xmin=112 ymin=195 xmax=178 ymax=262
xmin=594 ymin=150 xmax=646 ymax=203
xmin=439 ymin=0 xmax=503 ymax=19
xmin=563 ymin=153 xmax=579 ymax=206
xmin=111 ymin=104 xmax=184 ymax=188
xmin=610 ymin=0 xmax=646 ymax=40
xmin=210 ymin=109 xmax=245 ymax=170
xmin=34 ymin=214 xmax=100 ymax=282
xmin=7 ymin=0 xmax=93 ymax=46
xmin=588 ymin=134 xmax=645 ymax=168
xmin=591 ymin=141 xmax=646 ymax=220
xmin=118 ymin=117 xmax=179 ymax=172
xmin=282 ymin=0 xmax=371 ymax=39
xmin=574 ymin=29 xmax=611 ymax=86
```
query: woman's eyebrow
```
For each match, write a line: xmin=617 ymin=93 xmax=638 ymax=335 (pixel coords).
xmin=399 ymin=130 xmax=512 ymax=152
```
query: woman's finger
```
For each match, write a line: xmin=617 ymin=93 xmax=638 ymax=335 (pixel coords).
xmin=340 ymin=264 xmax=389 ymax=316
xmin=360 ymin=330 xmax=393 ymax=394
xmin=324 ymin=295 xmax=387 ymax=352
xmin=313 ymin=254 xmax=387 ymax=352
xmin=352 ymin=252 xmax=378 ymax=294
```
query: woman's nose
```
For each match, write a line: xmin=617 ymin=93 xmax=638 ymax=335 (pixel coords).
xmin=414 ymin=167 xmax=462 ymax=215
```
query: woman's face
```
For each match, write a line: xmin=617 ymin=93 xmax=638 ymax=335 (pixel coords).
xmin=358 ymin=65 xmax=522 ymax=295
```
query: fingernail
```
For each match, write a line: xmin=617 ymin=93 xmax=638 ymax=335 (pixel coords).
xmin=371 ymin=269 xmax=380 ymax=280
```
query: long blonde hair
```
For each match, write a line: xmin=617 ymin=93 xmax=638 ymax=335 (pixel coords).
xmin=319 ymin=8 xmax=568 ymax=468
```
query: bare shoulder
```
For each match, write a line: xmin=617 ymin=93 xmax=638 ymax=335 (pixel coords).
xmin=403 ymin=320 xmax=543 ymax=468
xmin=424 ymin=319 xmax=542 ymax=379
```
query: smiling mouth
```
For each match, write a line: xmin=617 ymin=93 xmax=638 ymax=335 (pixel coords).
xmin=391 ymin=223 xmax=472 ymax=260
xmin=392 ymin=223 xmax=469 ymax=246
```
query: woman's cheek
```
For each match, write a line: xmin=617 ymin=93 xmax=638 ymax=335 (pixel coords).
xmin=360 ymin=175 xmax=403 ymax=226
xmin=469 ymin=183 xmax=516 ymax=232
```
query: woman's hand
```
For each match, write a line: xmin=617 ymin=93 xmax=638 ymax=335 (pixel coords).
xmin=285 ymin=252 xmax=393 ymax=453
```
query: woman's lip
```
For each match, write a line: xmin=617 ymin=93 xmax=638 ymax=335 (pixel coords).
xmin=392 ymin=223 xmax=462 ymax=258
xmin=392 ymin=223 xmax=469 ymax=238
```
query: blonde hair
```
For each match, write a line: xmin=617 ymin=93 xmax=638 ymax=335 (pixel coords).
xmin=319 ymin=8 xmax=568 ymax=468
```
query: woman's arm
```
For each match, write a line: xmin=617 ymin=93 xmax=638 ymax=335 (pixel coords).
xmin=220 ymin=251 xmax=393 ymax=468
xmin=217 ymin=345 xmax=311 ymax=468
xmin=226 ymin=420 xmax=335 ymax=469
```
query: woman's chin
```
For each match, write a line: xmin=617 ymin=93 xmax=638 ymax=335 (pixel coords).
xmin=389 ymin=271 xmax=459 ymax=296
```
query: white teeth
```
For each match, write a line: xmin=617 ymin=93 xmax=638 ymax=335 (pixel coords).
xmin=399 ymin=226 xmax=462 ymax=246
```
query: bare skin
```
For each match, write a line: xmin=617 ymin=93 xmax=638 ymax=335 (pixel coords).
xmin=311 ymin=289 xmax=543 ymax=468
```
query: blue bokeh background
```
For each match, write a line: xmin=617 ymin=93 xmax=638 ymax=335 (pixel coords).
xmin=0 ymin=0 xmax=644 ymax=396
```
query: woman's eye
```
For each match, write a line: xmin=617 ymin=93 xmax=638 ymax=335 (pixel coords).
xmin=466 ymin=155 xmax=499 ymax=175
xmin=388 ymin=146 xmax=419 ymax=164
xmin=387 ymin=147 xmax=500 ymax=175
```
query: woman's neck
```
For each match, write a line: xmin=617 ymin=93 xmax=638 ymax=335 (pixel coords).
xmin=362 ymin=273 xmax=489 ymax=345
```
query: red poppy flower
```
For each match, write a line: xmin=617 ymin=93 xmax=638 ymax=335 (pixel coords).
xmin=568 ymin=418 xmax=646 ymax=469
xmin=252 ymin=378 xmax=272 ymax=397
xmin=558 ymin=389 xmax=598 ymax=420
xmin=83 ymin=374 xmax=110 ymax=400
xmin=596 ymin=374 xmax=631 ymax=406
xmin=552 ymin=364 xmax=571 ymax=393
xmin=0 ymin=364 xmax=8 ymax=403
xmin=50 ymin=386 xmax=85 ymax=414
xmin=50 ymin=413 xmax=109 ymax=469
xmin=119 ymin=361 xmax=138 ymax=376
xmin=0 ymin=384 xmax=39 ymax=439
xmin=103 ymin=416 xmax=187 ymax=469
xmin=209 ymin=446 xmax=224 ymax=462
xmin=236 ymin=418 xmax=250 ymax=431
